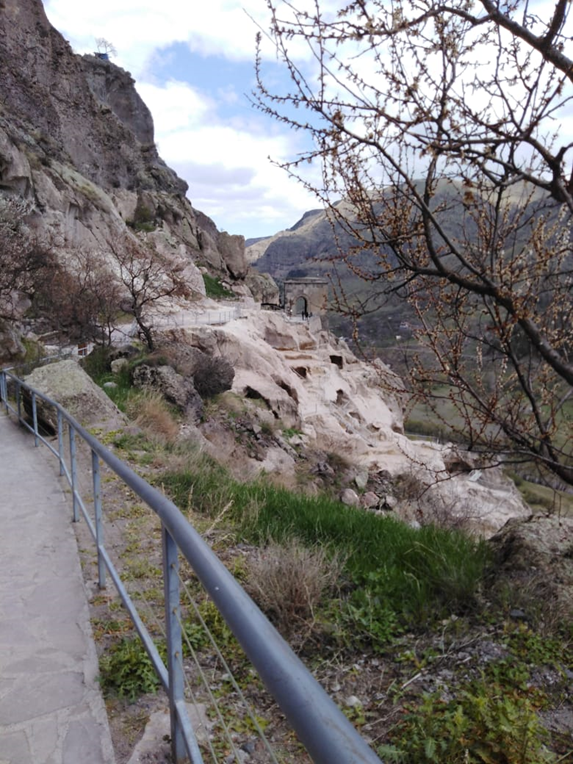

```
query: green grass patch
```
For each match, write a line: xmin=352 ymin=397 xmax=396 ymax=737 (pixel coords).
xmin=160 ymin=462 xmax=491 ymax=638
xmin=81 ymin=346 xmax=145 ymax=412
xmin=202 ymin=273 xmax=234 ymax=299
xmin=99 ymin=636 xmax=161 ymax=701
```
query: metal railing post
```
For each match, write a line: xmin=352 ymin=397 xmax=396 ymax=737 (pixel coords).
xmin=92 ymin=450 xmax=106 ymax=589
xmin=16 ymin=381 xmax=22 ymax=421
xmin=0 ymin=370 xmax=383 ymax=764
xmin=0 ymin=373 xmax=6 ymax=411
xmin=57 ymin=409 xmax=65 ymax=476
xmin=163 ymin=526 xmax=194 ymax=764
xmin=69 ymin=426 xmax=79 ymax=522
xmin=31 ymin=391 xmax=39 ymax=447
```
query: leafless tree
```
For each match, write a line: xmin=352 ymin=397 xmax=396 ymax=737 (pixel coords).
xmin=253 ymin=0 xmax=573 ymax=486
xmin=95 ymin=37 xmax=117 ymax=57
xmin=0 ymin=197 xmax=57 ymax=322
xmin=37 ymin=250 xmax=122 ymax=346
xmin=110 ymin=236 xmax=191 ymax=351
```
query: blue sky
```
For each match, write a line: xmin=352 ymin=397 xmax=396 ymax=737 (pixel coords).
xmin=43 ymin=0 xmax=319 ymax=239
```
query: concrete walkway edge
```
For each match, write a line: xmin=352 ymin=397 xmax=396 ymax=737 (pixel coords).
xmin=0 ymin=411 xmax=116 ymax=763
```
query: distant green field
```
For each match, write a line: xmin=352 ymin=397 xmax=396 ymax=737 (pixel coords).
xmin=404 ymin=386 xmax=573 ymax=516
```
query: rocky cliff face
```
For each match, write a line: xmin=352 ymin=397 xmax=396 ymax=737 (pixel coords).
xmin=161 ymin=310 xmax=529 ymax=537
xmin=247 ymin=203 xmax=356 ymax=279
xmin=0 ymin=0 xmax=249 ymax=300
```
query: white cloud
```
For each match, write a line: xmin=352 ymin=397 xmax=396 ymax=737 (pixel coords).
xmin=42 ymin=1 xmax=320 ymax=237
xmin=142 ymin=86 xmax=318 ymax=235
xmin=136 ymin=82 xmax=214 ymax=134
xmin=44 ymin=0 xmax=282 ymax=76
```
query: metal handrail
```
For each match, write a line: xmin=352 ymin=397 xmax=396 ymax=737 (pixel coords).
xmin=0 ymin=367 xmax=383 ymax=764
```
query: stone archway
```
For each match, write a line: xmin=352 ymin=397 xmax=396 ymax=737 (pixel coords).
xmin=283 ymin=277 xmax=328 ymax=317
xmin=294 ymin=295 xmax=308 ymax=317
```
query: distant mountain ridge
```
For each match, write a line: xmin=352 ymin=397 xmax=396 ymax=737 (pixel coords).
xmin=246 ymin=200 xmax=360 ymax=279
xmin=247 ymin=182 xmax=551 ymax=283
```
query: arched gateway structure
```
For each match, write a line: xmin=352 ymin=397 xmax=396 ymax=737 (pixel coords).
xmin=283 ymin=277 xmax=329 ymax=317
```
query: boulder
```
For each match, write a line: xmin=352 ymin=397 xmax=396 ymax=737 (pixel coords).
xmin=421 ymin=464 xmax=530 ymax=537
xmin=245 ymin=271 xmax=280 ymax=304
xmin=131 ymin=364 xmax=203 ymax=421
xmin=488 ymin=515 xmax=573 ymax=621
xmin=361 ymin=491 xmax=380 ymax=509
xmin=0 ymin=320 xmax=25 ymax=364
xmin=24 ymin=359 xmax=125 ymax=432
xmin=340 ymin=488 xmax=360 ymax=507
xmin=259 ymin=447 xmax=297 ymax=484
xmin=110 ymin=358 xmax=129 ymax=375
xmin=354 ymin=469 xmax=369 ymax=491
xmin=383 ymin=494 xmax=398 ymax=510
xmin=217 ymin=231 xmax=248 ymax=280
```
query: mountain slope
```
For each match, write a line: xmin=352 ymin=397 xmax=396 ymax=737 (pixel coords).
xmin=0 ymin=0 xmax=255 ymax=321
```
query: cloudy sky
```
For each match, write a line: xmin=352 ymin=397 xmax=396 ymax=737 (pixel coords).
xmin=43 ymin=0 xmax=319 ymax=239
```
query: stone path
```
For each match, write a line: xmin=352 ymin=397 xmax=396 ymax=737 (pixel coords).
xmin=0 ymin=411 xmax=115 ymax=763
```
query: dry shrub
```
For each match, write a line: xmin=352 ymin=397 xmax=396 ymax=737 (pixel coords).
xmin=416 ymin=494 xmax=476 ymax=533
xmin=246 ymin=538 xmax=343 ymax=637
xmin=192 ymin=354 xmax=235 ymax=398
xmin=128 ymin=392 xmax=179 ymax=445
xmin=395 ymin=469 xmax=427 ymax=501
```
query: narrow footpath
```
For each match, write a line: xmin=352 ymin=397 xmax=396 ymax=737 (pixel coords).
xmin=0 ymin=411 xmax=115 ymax=763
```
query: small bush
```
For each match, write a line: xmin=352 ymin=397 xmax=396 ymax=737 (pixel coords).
xmin=339 ymin=578 xmax=401 ymax=649
xmin=127 ymin=200 xmax=157 ymax=232
xmin=193 ymin=355 xmax=235 ymax=398
xmin=246 ymin=538 xmax=343 ymax=635
xmin=99 ymin=637 xmax=160 ymax=701
xmin=81 ymin=346 xmax=112 ymax=381
xmin=379 ymin=678 xmax=555 ymax=763
xmin=394 ymin=469 xmax=426 ymax=501
xmin=127 ymin=391 xmax=179 ymax=444
xmin=202 ymin=273 xmax=234 ymax=298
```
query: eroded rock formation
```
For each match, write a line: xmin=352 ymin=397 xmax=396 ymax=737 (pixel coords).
xmin=0 ymin=0 xmax=257 ymax=324
xmin=160 ymin=310 xmax=529 ymax=536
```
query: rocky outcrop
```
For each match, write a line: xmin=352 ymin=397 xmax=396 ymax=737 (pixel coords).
xmin=131 ymin=364 xmax=203 ymax=422
xmin=158 ymin=309 xmax=529 ymax=536
xmin=0 ymin=0 xmax=254 ymax=307
xmin=244 ymin=271 xmax=280 ymax=305
xmin=489 ymin=515 xmax=573 ymax=621
xmin=217 ymin=232 xmax=248 ymax=280
xmin=82 ymin=55 xmax=155 ymax=147
xmin=0 ymin=0 xmax=183 ymax=196
xmin=246 ymin=200 xmax=359 ymax=278
xmin=23 ymin=359 xmax=125 ymax=431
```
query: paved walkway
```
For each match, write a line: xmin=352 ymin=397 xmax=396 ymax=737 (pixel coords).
xmin=0 ymin=411 xmax=115 ymax=763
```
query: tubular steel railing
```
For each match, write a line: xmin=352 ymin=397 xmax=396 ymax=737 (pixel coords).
xmin=0 ymin=367 xmax=383 ymax=764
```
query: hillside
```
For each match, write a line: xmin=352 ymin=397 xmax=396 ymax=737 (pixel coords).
xmin=18 ymin=311 xmax=572 ymax=763
xmin=0 ymin=0 xmax=277 ymax=363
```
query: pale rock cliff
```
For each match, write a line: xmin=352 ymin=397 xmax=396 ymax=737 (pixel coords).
xmin=162 ymin=310 xmax=529 ymax=537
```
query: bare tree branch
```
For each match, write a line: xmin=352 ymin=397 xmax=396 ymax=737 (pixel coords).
xmin=254 ymin=0 xmax=573 ymax=485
